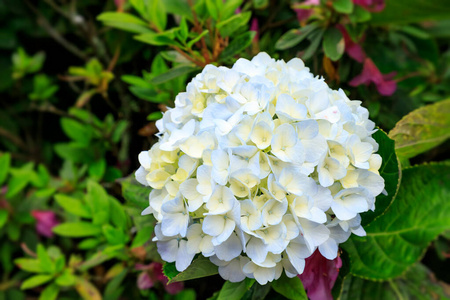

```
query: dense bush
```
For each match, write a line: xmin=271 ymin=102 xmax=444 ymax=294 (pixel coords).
xmin=0 ymin=0 xmax=449 ymax=299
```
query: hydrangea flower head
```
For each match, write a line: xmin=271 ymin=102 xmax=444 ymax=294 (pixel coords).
xmin=136 ymin=53 xmax=384 ymax=285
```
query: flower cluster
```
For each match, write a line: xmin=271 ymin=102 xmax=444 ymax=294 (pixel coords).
xmin=136 ymin=53 xmax=384 ymax=285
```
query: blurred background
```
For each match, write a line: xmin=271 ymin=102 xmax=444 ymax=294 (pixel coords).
xmin=0 ymin=0 xmax=449 ymax=299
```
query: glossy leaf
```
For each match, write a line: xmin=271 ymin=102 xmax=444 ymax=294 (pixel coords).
xmin=338 ymin=263 xmax=449 ymax=300
xmin=167 ymin=255 xmax=218 ymax=283
xmin=342 ymin=163 xmax=450 ymax=280
xmin=361 ymin=130 xmax=401 ymax=226
xmin=272 ymin=274 xmax=307 ymax=300
xmin=217 ymin=278 xmax=255 ymax=300
xmin=389 ymin=99 xmax=450 ymax=159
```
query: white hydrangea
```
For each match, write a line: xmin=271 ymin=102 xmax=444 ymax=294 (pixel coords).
xmin=136 ymin=53 xmax=384 ymax=285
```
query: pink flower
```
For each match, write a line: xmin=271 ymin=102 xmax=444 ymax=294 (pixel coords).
xmin=294 ymin=0 xmax=320 ymax=22
xmin=353 ymin=0 xmax=385 ymax=12
xmin=250 ymin=18 xmax=259 ymax=42
xmin=137 ymin=272 xmax=154 ymax=290
xmin=299 ymin=251 xmax=342 ymax=300
xmin=31 ymin=210 xmax=59 ymax=238
xmin=337 ymin=25 xmax=366 ymax=63
xmin=135 ymin=262 xmax=184 ymax=294
xmin=349 ymin=58 xmax=397 ymax=96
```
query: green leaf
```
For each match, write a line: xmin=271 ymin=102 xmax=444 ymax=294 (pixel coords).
xmin=120 ymin=176 xmax=151 ymax=209
xmin=0 ymin=210 xmax=8 ymax=229
xmin=302 ymin=29 xmax=324 ymax=61
xmin=0 ymin=153 xmax=11 ymax=185
xmin=370 ymin=0 xmax=450 ymax=25
xmin=39 ymin=283 xmax=59 ymax=300
xmin=323 ymin=27 xmax=345 ymax=61
xmin=342 ymin=163 xmax=450 ymax=280
xmin=97 ymin=12 xmax=152 ymax=34
xmin=21 ymin=274 xmax=53 ymax=290
xmin=217 ymin=12 xmax=252 ymax=37
xmin=75 ymin=277 xmax=102 ymax=300
xmin=271 ymin=274 xmax=307 ymax=300
xmin=102 ymin=224 xmax=127 ymax=246
xmin=55 ymin=269 xmax=76 ymax=287
xmin=131 ymin=226 xmax=154 ymax=248
xmin=275 ymin=23 xmax=319 ymax=50
xmin=206 ymin=0 xmax=220 ymax=20
xmin=88 ymin=159 xmax=106 ymax=181
xmin=162 ymin=0 xmax=194 ymax=21
xmin=53 ymin=222 xmax=102 ymax=238
xmin=168 ymin=255 xmax=218 ymax=283
xmin=86 ymin=180 xmax=110 ymax=225
xmin=147 ymin=111 xmax=163 ymax=121
xmin=217 ymin=278 xmax=255 ymax=300
xmin=135 ymin=32 xmax=181 ymax=47
xmin=151 ymin=65 xmax=198 ymax=85
xmin=78 ymin=238 xmax=101 ymax=250
xmin=15 ymin=258 xmax=43 ymax=273
xmin=109 ymin=196 xmax=128 ymax=229
xmin=349 ymin=5 xmax=371 ymax=23
xmin=388 ymin=99 xmax=450 ymax=160
xmin=360 ymin=130 xmax=400 ymax=226
xmin=220 ymin=31 xmax=256 ymax=59
xmin=222 ymin=0 xmax=243 ymax=19
xmin=55 ymin=194 xmax=91 ymax=218
xmin=338 ymin=263 xmax=449 ymax=300
xmin=332 ymin=0 xmax=354 ymax=14
xmin=178 ymin=18 xmax=189 ymax=42
xmin=187 ymin=30 xmax=210 ymax=48
xmin=147 ymin=0 xmax=167 ymax=31
xmin=6 ymin=167 xmax=32 ymax=198
xmin=37 ymin=245 xmax=54 ymax=274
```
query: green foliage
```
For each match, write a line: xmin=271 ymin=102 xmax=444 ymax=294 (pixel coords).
xmin=370 ymin=0 xmax=450 ymax=24
xmin=389 ymin=99 xmax=450 ymax=160
xmin=271 ymin=274 xmax=308 ymax=300
xmin=338 ymin=263 xmax=449 ymax=300
xmin=217 ymin=278 xmax=255 ymax=300
xmin=342 ymin=163 xmax=450 ymax=280
xmin=166 ymin=255 xmax=219 ymax=283
xmin=1 ymin=0 xmax=450 ymax=299
xmin=360 ymin=130 xmax=400 ymax=226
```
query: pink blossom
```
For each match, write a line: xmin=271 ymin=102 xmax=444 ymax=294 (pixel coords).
xmin=353 ymin=0 xmax=385 ymax=12
xmin=250 ymin=18 xmax=259 ymax=42
xmin=137 ymin=272 xmax=154 ymax=290
xmin=135 ymin=262 xmax=184 ymax=294
xmin=337 ymin=25 xmax=366 ymax=63
xmin=349 ymin=58 xmax=397 ymax=96
xmin=31 ymin=210 xmax=59 ymax=238
xmin=294 ymin=0 xmax=320 ymax=22
xmin=299 ymin=251 xmax=342 ymax=300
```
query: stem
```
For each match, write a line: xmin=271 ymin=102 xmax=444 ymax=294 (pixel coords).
xmin=0 ymin=127 xmax=27 ymax=151
xmin=25 ymin=0 xmax=88 ymax=61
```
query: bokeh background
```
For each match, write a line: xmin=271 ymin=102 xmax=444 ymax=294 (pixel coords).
xmin=0 ymin=0 xmax=449 ymax=299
